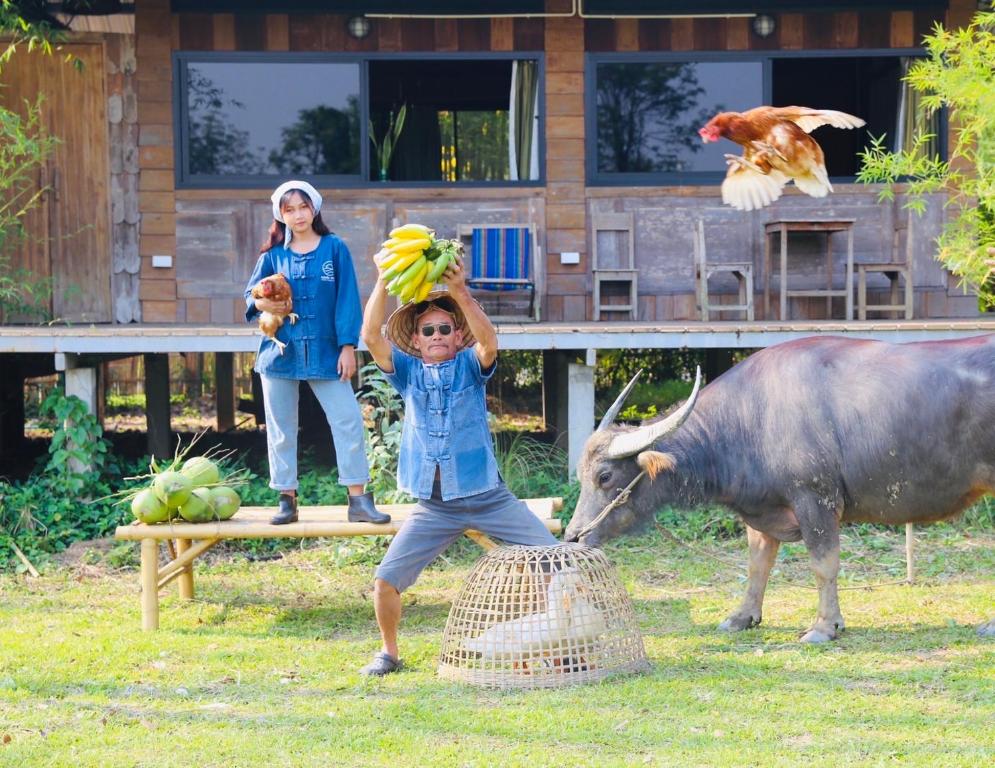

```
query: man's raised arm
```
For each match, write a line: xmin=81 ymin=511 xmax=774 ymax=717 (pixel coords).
xmin=361 ymin=275 xmax=394 ymax=373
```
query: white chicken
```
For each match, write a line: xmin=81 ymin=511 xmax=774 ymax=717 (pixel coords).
xmin=462 ymin=568 xmax=607 ymax=660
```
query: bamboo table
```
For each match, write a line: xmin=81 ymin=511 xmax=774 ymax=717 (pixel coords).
xmin=114 ymin=498 xmax=563 ymax=631
xmin=764 ymin=219 xmax=856 ymax=321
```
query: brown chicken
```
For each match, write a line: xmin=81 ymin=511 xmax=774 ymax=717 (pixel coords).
xmin=698 ymin=106 xmax=866 ymax=212
xmin=250 ymin=273 xmax=297 ymax=355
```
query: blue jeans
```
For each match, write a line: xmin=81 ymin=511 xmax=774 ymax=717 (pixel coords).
xmin=260 ymin=375 xmax=371 ymax=491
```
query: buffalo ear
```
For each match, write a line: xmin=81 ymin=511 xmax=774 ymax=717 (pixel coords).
xmin=637 ymin=450 xmax=676 ymax=480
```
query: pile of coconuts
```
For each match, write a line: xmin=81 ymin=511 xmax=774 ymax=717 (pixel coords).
xmin=122 ymin=433 xmax=249 ymax=525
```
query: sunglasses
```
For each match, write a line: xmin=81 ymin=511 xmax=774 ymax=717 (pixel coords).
xmin=419 ymin=323 xmax=453 ymax=337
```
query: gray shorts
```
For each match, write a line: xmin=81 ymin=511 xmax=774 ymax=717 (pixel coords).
xmin=374 ymin=482 xmax=559 ymax=593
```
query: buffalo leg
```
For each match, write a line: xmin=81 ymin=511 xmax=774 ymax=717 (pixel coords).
xmin=795 ymin=496 xmax=845 ymax=643
xmin=719 ymin=525 xmax=780 ymax=632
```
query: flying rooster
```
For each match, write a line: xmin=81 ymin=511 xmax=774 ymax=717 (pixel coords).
xmin=698 ymin=106 xmax=866 ymax=211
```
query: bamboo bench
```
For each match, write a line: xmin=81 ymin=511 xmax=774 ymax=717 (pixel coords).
xmin=114 ymin=498 xmax=563 ymax=631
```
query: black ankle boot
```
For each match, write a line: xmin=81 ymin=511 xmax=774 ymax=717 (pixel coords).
xmin=347 ymin=492 xmax=390 ymax=524
xmin=270 ymin=493 xmax=298 ymax=525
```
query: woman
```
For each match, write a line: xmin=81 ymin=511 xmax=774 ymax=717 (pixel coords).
xmin=244 ymin=180 xmax=389 ymax=526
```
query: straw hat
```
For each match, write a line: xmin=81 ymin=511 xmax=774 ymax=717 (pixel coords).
xmin=385 ymin=290 xmax=477 ymax=358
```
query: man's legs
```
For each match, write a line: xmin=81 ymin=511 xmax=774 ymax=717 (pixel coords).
xmin=362 ymin=501 xmax=465 ymax=675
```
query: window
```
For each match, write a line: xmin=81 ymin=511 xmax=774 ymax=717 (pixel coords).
xmin=174 ymin=53 xmax=542 ymax=188
xmin=370 ymin=59 xmax=540 ymax=183
xmin=594 ymin=60 xmax=763 ymax=178
xmin=178 ymin=57 xmax=361 ymax=185
xmin=589 ymin=52 xmax=938 ymax=186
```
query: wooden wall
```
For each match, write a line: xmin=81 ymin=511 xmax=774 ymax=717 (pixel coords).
xmin=134 ymin=0 xmax=980 ymax=325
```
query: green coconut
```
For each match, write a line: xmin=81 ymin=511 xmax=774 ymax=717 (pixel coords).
xmin=131 ymin=487 xmax=170 ymax=524
xmin=153 ymin=470 xmax=193 ymax=509
xmin=180 ymin=456 xmax=221 ymax=487
xmin=178 ymin=487 xmax=216 ymax=523
xmin=209 ymin=486 xmax=241 ymax=520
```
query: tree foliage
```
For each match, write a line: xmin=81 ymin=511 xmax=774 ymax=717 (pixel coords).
xmin=857 ymin=11 xmax=995 ymax=308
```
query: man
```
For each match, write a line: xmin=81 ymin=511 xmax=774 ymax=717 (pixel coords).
xmin=358 ymin=252 xmax=558 ymax=676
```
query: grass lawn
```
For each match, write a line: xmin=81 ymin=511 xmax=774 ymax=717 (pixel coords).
xmin=1 ymin=525 xmax=993 ymax=767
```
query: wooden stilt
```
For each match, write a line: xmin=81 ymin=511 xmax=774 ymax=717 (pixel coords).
xmin=175 ymin=538 xmax=194 ymax=599
xmin=905 ymin=523 xmax=915 ymax=584
xmin=140 ymin=538 xmax=160 ymax=631
xmin=215 ymin=352 xmax=235 ymax=432
xmin=144 ymin=353 xmax=172 ymax=461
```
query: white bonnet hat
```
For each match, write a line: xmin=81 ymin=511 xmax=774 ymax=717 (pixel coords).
xmin=270 ymin=180 xmax=323 ymax=247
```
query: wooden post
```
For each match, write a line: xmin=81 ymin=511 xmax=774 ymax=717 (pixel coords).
xmin=905 ymin=523 xmax=915 ymax=584
xmin=0 ymin=364 xmax=25 ymax=458
xmin=567 ymin=353 xmax=595 ymax=476
xmin=215 ymin=352 xmax=235 ymax=432
xmin=140 ymin=538 xmax=160 ymax=631
xmin=62 ymin=354 xmax=98 ymax=474
xmin=143 ymin=353 xmax=172 ymax=460
xmin=175 ymin=538 xmax=194 ymax=599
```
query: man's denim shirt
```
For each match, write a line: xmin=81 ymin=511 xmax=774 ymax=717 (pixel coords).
xmin=244 ymin=235 xmax=362 ymax=380
xmin=383 ymin=347 xmax=499 ymax=501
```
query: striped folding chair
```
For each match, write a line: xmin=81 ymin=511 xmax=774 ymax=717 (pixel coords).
xmin=457 ymin=224 xmax=539 ymax=321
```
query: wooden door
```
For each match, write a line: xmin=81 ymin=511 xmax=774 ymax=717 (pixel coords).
xmin=0 ymin=42 xmax=111 ymax=322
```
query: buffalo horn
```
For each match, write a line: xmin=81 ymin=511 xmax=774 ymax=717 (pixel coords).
xmin=604 ymin=366 xmax=703 ymax=459
xmin=597 ymin=369 xmax=643 ymax=431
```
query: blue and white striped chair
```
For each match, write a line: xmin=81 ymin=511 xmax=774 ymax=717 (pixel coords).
xmin=457 ymin=224 xmax=541 ymax=321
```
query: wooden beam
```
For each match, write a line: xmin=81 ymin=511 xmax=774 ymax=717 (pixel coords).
xmin=143 ymin=352 xmax=172 ymax=461
xmin=215 ymin=352 xmax=235 ymax=432
xmin=157 ymin=537 xmax=220 ymax=582
xmin=174 ymin=538 xmax=195 ymax=599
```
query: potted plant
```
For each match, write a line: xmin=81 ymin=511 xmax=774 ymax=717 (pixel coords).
xmin=369 ymin=103 xmax=407 ymax=182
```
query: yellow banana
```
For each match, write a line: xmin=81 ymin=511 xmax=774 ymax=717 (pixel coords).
xmin=385 ymin=248 xmax=424 ymax=275
xmin=412 ymin=279 xmax=433 ymax=303
xmin=378 ymin=247 xmax=407 ymax=270
xmin=424 ymin=249 xmax=453 ymax=284
xmin=383 ymin=236 xmax=432 ymax=254
xmin=400 ymin=262 xmax=430 ymax=302
xmin=392 ymin=255 xmax=427 ymax=292
xmin=389 ymin=223 xmax=434 ymax=239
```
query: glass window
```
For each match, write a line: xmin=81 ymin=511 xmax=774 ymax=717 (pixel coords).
xmin=594 ymin=60 xmax=764 ymax=177
xmin=182 ymin=60 xmax=361 ymax=181
xmin=369 ymin=58 xmax=541 ymax=183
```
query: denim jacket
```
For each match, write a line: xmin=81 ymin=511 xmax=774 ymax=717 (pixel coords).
xmin=383 ymin=347 xmax=499 ymax=501
xmin=244 ymin=234 xmax=362 ymax=380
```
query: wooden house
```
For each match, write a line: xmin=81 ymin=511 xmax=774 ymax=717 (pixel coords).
xmin=2 ymin=0 xmax=994 ymax=466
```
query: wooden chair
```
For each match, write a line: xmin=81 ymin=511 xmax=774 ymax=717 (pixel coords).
xmin=857 ymin=210 xmax=914 ymax=320
xmin=693 ymin=219 xmax=755 ymax=321
xmin=592 ymin=212 xmax=637 ymax=320
xmin=457 ymin=223 xmax=541 ymax=322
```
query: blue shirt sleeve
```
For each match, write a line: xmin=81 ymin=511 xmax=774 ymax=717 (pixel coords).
xmin=333 ymin=238 xmax=362 ymax=348
xmin=244 ymin=251 xmax=274 ymax=322
xmin=459 ymin=348 xmax=496 ymax=385
xmin=382 ymin=346 xmax=413 ymax=394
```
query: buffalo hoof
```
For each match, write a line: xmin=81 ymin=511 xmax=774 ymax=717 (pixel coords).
xmin=978 ymin=618 xmax=995 ymax=638
xmin=799 ymin=628 xmax=835 ymax=643
xmin=718 ymin=614 xmax=761 ymax=632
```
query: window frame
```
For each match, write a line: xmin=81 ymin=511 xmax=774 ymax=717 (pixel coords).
xmin=585 ymin=48 xmax=937 ymax=187
xmin=173 ymin=50 xmax=546 ymax=190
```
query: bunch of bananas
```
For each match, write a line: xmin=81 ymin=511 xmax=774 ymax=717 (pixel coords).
xmin=376 ymin=223 xmax=463 ymax=304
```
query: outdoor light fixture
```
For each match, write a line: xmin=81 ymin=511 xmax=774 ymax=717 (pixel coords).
xmin=751 ymin=13 xmax=776 ymax=39
xmin=347 ymin=15 xmax=371 ymax=39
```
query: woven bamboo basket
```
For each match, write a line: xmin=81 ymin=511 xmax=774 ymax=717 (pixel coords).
xmin=438 ymin=544 xmax=649 ymax=688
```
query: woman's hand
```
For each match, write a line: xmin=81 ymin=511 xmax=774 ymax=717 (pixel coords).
xmin=255 ymin=298 xmax=291 ymax=315
xmin=338 ymin=345 xmax=357 ymax=381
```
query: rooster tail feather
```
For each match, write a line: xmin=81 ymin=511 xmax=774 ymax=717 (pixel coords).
xmin=793 ymin=163 xmax=833 ymax=198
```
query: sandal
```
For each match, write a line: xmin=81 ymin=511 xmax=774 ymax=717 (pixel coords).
xmin=359 ymin=651 xmax=402 ymax=677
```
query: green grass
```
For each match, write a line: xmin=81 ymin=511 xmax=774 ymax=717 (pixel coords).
xmin=1 ymin=523 xmax=992 ymax=767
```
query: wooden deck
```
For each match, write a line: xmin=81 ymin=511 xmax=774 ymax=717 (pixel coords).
xmin=3 ymin=319 xmax=995 ymax=355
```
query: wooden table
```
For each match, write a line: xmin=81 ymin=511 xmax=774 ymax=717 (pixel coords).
xmin=114 ymin=498 xmax=563 ymax=631
xmin=764 ymin=219 xmax=855 ymax=321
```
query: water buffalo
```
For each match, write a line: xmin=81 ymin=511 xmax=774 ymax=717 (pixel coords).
xmin=565 ymin=335 xmax=995 ymax=641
